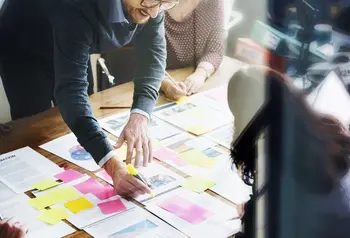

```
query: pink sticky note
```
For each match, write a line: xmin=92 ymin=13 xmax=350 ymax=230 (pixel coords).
xmin=97 ymin=170 xmax=113 ymax=184
xmin=74 ymin=178 xmax=104 ymax=194
xmin=92 ymin=184 xmax=117 ymax=200
xmin=55 ymin=169 xmax=83 ymax=183
xmin=170 ymin=157 xmax=187 ymax=166
xmin=157 ymin=195 xmax=213 ymax=224
xmin=97 ymin=199 xmax=127 ymax=215
xmin=153 ymin=148 xmax=177 ymax=161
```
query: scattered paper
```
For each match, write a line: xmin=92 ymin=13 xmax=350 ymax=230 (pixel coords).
xmin=55 ymin=169 xmax=83 ymax=183
xmin=32 ymin=179 xmax=61 ymax=191
xmin=97 ymin=198 xmax=127 ymax=215
xmin=181 ymin=176 xmax=216 ymax=193
xmin=145 ymin=188 xmax=240 ymax=238
xmin=205 ymin=123 xmax=234 ymax=149
xmin=186 ymin=125 xmax=212 ymax=136
xmin=64 ymin=197 xmax=94 ymax=213
xmin=40 ymin=133 xmax=104 ymax=171
xmin=153 ymin=147 xmax=177 ymax=161
xmin=37 ymin=208 xmax=69 ymax=225
xmin=0 ymin=147 xmax=63 ymax=193
xmin=184 ymin=137 xmax=217 ymax=151
xmin=157 ymin=195 xmax=213 ymax=224
xmin=95 ymin=170 xmax=113 ymax=185
xmin=74 ymin=177 xmax=104 ymax=194
xmin=84 ymin=207 xmax=187 ymax=238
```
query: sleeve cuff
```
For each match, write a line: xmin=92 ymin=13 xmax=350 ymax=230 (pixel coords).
xmin=130 ymin=109 xmax=150 ymax=120
xmin=131 ymin=95 xmax=156 ymax=117
xmin=98 ymin=150 xmax=117 ymax=167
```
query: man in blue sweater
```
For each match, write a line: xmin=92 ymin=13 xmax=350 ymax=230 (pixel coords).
xmin=0 ymin=0 xmax=178 ymax=198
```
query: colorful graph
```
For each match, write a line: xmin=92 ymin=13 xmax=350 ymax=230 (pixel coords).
xmin=69 ymin=145 xmax=93 ymax=161
xmin=109 ymin=219 xmax=158 ymax=237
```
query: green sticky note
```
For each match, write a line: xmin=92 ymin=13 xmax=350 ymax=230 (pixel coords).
xmin=181 ymin=176 xmax=216 ymax=193
xmin=32 ymin=179 xmax=61 ymax=191
xmin=37 ymin=208 xmax=69 ymax=225
xmin=64 ymin=197 xmax=94 ymax=213
xmin=28 ymin=194 xmax=56 ymax=210
xmin=49 ymin=187 xmax=80 ymax=204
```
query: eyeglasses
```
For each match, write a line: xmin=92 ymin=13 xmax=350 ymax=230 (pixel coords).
xmin=141 ymin=0 xmax=179 ymax=11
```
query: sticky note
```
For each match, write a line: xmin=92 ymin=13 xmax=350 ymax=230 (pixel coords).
xmin=49 ymin=187 xmax=80 ymax=203
xmin=186 ymin=125 xmax=212 ymax=136
xmin=28 ymin=194 xmax=56 ymax=210
xmin=178 ymin=150 xmax=215 ymax=168
xmin=157 ymin=195 xmax=213 ymax=224
xmin=92 ymin=184 xmax=117 ymax=200
xmin=176 ymin=96 xmax=190 ymax=104
xmin=37 ymin=208 xmax=69 ymax=225
xmin=97 ymin=170 xmax=113 ymax=184
xmin=193 ymin=158 xmax=215 ymax=168
xmin=74 ymin=178 xmax=104 ymax=194
xmin=55 ymin=169 xmax=83 ymax=183
xmin=98 ymin=199 xmax=127 ymax=215
xmin=64 ymin=197 xmax=94 ymax=213
xmin=32 ymin=179 xmax=61 ymax=191
xmin=181 ymin=176 xmax=216 ymax=193
xmin=153 ymin=148 xmax=177 ymax=161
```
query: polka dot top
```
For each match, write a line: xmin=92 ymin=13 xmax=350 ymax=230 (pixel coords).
xmin=165 ymin=0 xmax=225 ymax=70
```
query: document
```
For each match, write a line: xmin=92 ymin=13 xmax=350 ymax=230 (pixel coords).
xmin=0 ymin=194 xmax=75 ymax=238
xmin=0 ymin=147 xmax=63 ymax=193
xmin=205 ymin=123 xmax=235 ymax=149
xmin=40 ymin=133 xmax=110 ymax=171
xmin=100 ymin=112 xmax=183 ymax=141
xmin=145 ymin=188 xmax=241 ymax=238
xmin=84 ymin=206 xmax=187 ymax=238
xmin=33 ymin=175 xmax=135 ymax=229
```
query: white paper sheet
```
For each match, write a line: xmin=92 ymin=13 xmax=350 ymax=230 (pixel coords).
xmin=0 ymin=180 xmax=16 ymax=203
xmin=33 ymin=175 xmax=135 ymax=229
xmin=40 ymin=133 xmax=102 ymax=171
xmin=100 ymin=112 xmax=183 ymax=141
xmin=153 ymin=101 xmax=232 ymax=134
xmin=84 ymin=206 xmax=187 ymax=238
xmin=307 ymin=71 xmax=350 ymax=128
xmin=0 ymin=194 xmax=75 ymax=238
xmin=205 ymin=123 xmax=234 ymax=149
xmin=0 ymin=147 xmax=63 ymax=193
xmin=145 ymin=188 xmax=241 ymax=238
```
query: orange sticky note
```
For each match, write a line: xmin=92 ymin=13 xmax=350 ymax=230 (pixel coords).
xmin=37 ymin=208 xmax=69 ymax=225
xmin=64 ymin=197 xmax=94 ymax=213
xmin=186 ymin=125 xmax=211 ymax=136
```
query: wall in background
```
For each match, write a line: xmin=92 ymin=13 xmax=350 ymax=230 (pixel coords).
xmin=0 ymin=77 xmax=11 ymax=123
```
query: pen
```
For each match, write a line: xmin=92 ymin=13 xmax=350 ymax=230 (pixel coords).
xmin=165 ymin=71 xmax=179 ymax=86
xmin=126 ymin=164 xmax=155 ymax=198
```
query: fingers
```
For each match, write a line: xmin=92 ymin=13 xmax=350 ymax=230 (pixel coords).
xmin=142 ymin=141 xmax=149 ymax=167
xmin=148 ymin=139 xmax=153 ymax=164
xmin=177 ymin=82 xmax=187 ymax=91
xmin=134 ymin=141 xmax=142 ymax=168
xmin=125 ymin=140 xmax=135 ymax=165
xmin=114 ymin=132 xmax=125 ymax=149
xmin=127 ymin=175 xmax=152 ymax=194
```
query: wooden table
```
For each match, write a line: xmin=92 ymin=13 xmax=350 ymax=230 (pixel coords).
xmin=0 ymin=56 xmax=244 ymax=238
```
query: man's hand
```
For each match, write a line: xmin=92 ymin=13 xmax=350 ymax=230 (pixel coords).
xmin=184 ymin=71 xmax=206 ymax=95
xmin=115 ymin=113 xmax=152 ymax=167
xmin=0 ymin=124 xmax=11 ymax=139
xmin=103 ymin=157 xmax=151 ymax=197
xmin=0 ymin=217 xmax=28 ymax=238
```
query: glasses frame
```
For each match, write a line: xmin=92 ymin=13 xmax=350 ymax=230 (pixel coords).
xmin=140 ymin=0 xmax=179 ymax=10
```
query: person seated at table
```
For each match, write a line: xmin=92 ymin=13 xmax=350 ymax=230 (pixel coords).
xmin=160 ymin=0 xmax=225 ymax=100
xmin=0 ymin=217 xmax=28 ymax=238
xmin=227 ymin=66 xmax=350 ymax=238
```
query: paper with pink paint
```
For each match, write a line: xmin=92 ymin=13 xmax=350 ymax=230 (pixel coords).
xmin=55 ymin=169 xmax=83 ymax=183
xmin=157 ymin=195 xmax=213 ymax=224
xmin=92 ymin=184 xmax=116 ymax=200
xmin=153 ymin=148 xmax=177 ymax=161
xmin=97 ymin=198 xmax=127 ymax=215
xmin=96 ymin=170 xmax=113 ymax=184
xmin=74 ymin=177 xmax=104 ymax=194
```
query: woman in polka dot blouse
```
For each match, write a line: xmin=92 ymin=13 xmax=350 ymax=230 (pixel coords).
xmin=161 ymin=0 xmax=225 ymax=100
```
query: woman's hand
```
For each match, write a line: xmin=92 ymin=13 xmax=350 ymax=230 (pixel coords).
xmin=184 ymin=71 xmax=206 ymax=95
xmin=0 ymin=218 xmax=28 ymax=238
xmin=163 ymin=81 xmax=187 ymax=101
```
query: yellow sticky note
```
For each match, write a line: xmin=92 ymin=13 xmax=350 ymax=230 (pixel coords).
xmin=28 ymin=194 xmax=56 ymax=210
xmin=186 ymin=125 xmax=211 ymax=136
xmin=183 ymin=108 xmax=209 ymax=118
xmin=64 ymin=197 xmax=94 ymax=213
xmin=176 ymin=96 xmax=190 ymax=104
xmin=32 ymin=179 xmax=61 ymax=191
xmin=37 ymin=208 xmax=69 ymax=225
xmin=49 ymin=187 xmax=80 ymax=204
xmin=181 ymin=176 xmax=216 ymax=193
xmin=178 ymin=150 xmax=215 ymax=168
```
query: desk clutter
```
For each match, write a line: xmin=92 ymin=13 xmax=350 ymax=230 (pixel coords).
xmin=0 ymin=85 xmax=250 ymax=238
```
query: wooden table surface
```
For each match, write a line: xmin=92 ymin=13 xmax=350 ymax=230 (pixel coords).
xmin=0 ymin=56 xmax=244 ymax=238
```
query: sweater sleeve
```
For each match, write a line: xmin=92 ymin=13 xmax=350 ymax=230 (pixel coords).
xmin=197 ymin=0 xmax=225 ymax=70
